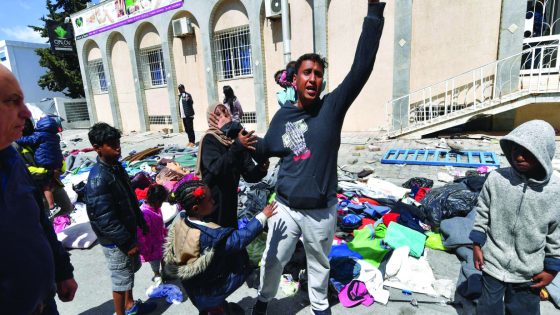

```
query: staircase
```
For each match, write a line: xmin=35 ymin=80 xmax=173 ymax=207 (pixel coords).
xmin=386 ymin=41 xmax=560 ymax=139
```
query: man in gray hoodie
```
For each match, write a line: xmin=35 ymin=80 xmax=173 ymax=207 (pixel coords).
xmin=469 ymin=120 xmax=560 ymax=314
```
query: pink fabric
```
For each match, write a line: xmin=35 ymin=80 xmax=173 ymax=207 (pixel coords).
xmin=339 ymin=280 xmax=374 ymax=308
xmin=137 ymin=203 xmax=167 ymax=263
xmin=53 ymin=215 xmax=71 ymax=233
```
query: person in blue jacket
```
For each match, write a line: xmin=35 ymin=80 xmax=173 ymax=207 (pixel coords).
xmin=0 ymin=64 xmax=77 ymax=314
xmin=164 ymin=179 xmax=276 ymax=314
xmin=16 ymin=115 xmax=64 ymax=211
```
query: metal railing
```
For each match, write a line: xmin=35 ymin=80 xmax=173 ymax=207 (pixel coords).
xmin=387 ymin=41 xmax=560 ymax=136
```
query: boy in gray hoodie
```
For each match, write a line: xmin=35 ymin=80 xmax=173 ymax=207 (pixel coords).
xmin=470 ymin=120 xmax=560 ymax=314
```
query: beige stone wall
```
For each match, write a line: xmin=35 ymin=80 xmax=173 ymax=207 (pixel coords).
xmin=145 ymin=87 xmax=171 ymax=115
xmin=93 ymin=93 xmax=113 ymax=125
xmin=138 ymin=23 xmax=161 ymax=49
xmin=409 ymin=0 xmax=501 ymax=91
xmin=514 ymin=103 xmax=560 ymax=130
xmin=289 ymin=0 xmax=314 ymax=61
xmin=110 ymin=33 xmax=141 ymax=134
xmin=328 ymin=0 xmax=395 ymax=131
xmin=213 ymin=0 xmax=249 ymax=32
xmin=87 ymin=45 xmax=102 ymax=61
xmin=262 ymin=17 xmax=284 ymax=122
xmin=172 ymin=13 xmax=208 ymax=132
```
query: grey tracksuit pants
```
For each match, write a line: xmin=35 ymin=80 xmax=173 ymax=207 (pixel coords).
xmin=257 ymin=202 xmax=337 ymax=311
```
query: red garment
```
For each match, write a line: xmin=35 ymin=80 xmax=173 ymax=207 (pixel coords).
xmin=415 ymin=187 xmax=430 ymax=202
xmin=358 ymin=218 xmax=377 ymax=230
xmin=382 ymin=213 xmax=400 ymax=227
xmin=135 ymin=187 xmax=149 ymax=200
xmin=357 ymin=197 xmax=380 ymax=206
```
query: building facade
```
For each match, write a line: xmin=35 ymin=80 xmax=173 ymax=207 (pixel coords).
xmin=0 ymin=40 xmax=66 ymax=104
xmin=72 ymin=0 xmax=560 ymax=136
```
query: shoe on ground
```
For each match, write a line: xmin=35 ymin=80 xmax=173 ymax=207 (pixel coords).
xmin=125 ymin=300 xmax=157 ymax=315
xmin=251 ymin=300 xmax=268 ymax=315
xmin=310 ymin=308 xmax=331 ymax=315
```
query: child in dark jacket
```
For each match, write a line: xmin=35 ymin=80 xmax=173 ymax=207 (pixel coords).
xmin=16 ymin=116 xmax=63 ymax=210
xmin=470 ymin=120 xmax=560 ymax=315
xmin=164 ymin=179 xmax=276 ymax=314
xmin=85 ymin=123 xmax=155 ymax=315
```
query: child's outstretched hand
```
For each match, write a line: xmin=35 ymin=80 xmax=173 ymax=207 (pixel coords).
xmin=531 ymin=270 xmax=557 ymax=289
xmin=473 ymin=244 xmax=484 ymax=271
xmin=262 ymin=202 xmax=278 ymax=218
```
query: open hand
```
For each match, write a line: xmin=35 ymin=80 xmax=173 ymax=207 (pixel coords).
xmin=262 ymin=202 xmax=278 ymax=218
xmin=56 ymin=278 xmax=78 ymax=302
xmin=238 ymin=129 xmax=257 ymax=151
xmin=209 ymin=111 xmax=232 ymax=129
xmin=531 ymin=270 xmax=557 ymax=289
xmin=473 ymin=244 xmax=484 ymax=271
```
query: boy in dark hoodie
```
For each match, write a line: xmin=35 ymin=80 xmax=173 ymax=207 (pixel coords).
xmin=16 ymin=115 xmax=63 ymax=211
xmin=164 ymin=179 xmax=276 ymax=314
xmin=470 ymin=120 xmax=560 ymax=314
xmin=85 ymin=123 xmax=154 ymax=315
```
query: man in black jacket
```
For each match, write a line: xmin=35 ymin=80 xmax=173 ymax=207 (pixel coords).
xmin=178 ymin=84 xmax=196 ymax=147
xmin=0 ymin=64 xmax=77 ymax=314
xmin=85 ymin=123 xmax=154 ymax=315
xmin=251 ymin=1 xmax=385 ymax=314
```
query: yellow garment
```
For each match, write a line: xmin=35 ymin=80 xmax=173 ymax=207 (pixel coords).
xmin=425 ymin=232 xmax=446 ymax=251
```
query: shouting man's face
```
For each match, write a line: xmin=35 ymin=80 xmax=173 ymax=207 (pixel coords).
xmin=294 ymin=60 xmax=324 ymax=109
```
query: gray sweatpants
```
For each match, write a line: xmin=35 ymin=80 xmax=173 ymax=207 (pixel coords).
xmin=257 ymin=202 xmax=337 ymax=311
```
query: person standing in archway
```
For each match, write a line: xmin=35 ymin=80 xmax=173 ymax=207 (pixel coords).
xmin=178 ymin=84 xmax=196 ymax=147
xmin=223 ymin=85 xmax=244 ymax=123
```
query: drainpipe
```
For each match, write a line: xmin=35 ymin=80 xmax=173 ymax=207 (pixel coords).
xmin=281 ymin=0 xmax=291 ymax=64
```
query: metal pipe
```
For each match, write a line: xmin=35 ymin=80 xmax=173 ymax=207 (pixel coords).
xmin=281 ymin=0 xmax=291 ymax=64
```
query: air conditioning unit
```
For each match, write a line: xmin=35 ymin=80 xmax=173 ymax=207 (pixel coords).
xmin=265 ymin=0 xmax=282 ymax=19
xmin=172 ymin=17 xmax=193 ymax=38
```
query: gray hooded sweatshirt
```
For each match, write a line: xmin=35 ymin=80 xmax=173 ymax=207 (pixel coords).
xmin=470 ymin=120 xmax=560 ymax=283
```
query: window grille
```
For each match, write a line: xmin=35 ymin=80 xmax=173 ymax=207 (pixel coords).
xmin=139 ymin=46 xmax=167 ymax=87
xmin=148 ymin=115 xmax=172 ymax=125
xmin=64 ymin=101 xmax=89 ymax=123
xmin=87 ymin=59 xmax=108 ymax=94
xmin=213 ymin=26 xmax=252 ymax=80
xmin=240 ymin=111 xmax=257 ymax=124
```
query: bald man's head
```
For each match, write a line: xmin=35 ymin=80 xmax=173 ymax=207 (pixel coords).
xmin=0 ymin=64 xmax=31 ymax=150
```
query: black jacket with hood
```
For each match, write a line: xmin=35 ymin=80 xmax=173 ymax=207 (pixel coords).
xmin=85 ymin=158 xmax=147 ymax=252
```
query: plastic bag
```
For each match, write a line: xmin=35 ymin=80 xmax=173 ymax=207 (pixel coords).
xmin=402 ymin=177 xmax=434 ymax=189
xmin=420 ymin=183 xmax=479 ymax=227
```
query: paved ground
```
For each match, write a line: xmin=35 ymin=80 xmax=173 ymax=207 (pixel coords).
xmin=54 ymin=129 xmax=560 ymax=315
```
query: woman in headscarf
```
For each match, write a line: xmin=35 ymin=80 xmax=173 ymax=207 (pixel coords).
xmin=196 ymin=103 xmax=269 ymax=228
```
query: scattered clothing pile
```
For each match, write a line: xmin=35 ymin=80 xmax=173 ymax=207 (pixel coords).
xmin=54 ymin=145 xmax=197 ymax=249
